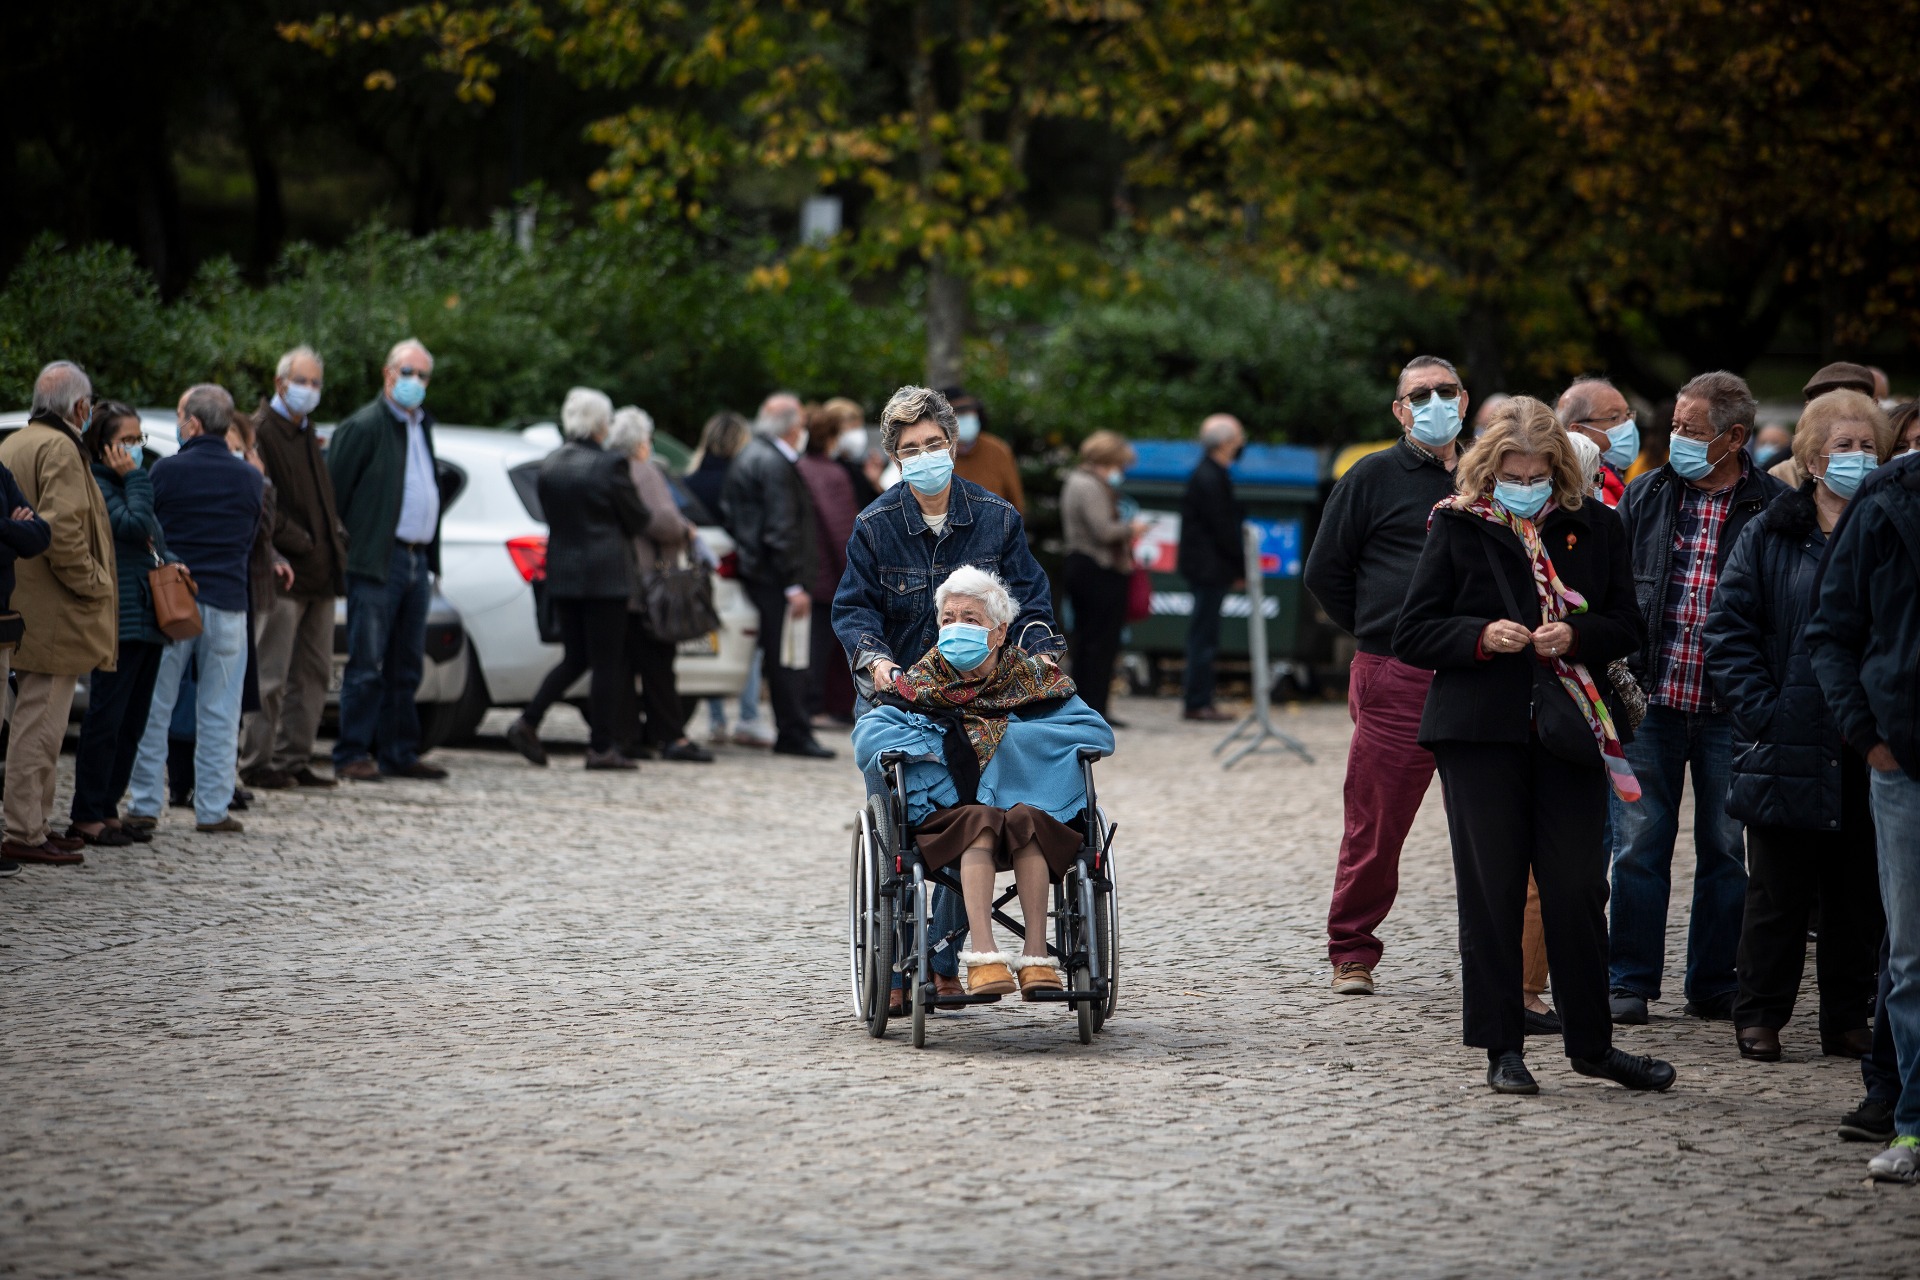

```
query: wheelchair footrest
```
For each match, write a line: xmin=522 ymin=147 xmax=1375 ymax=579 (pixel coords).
xmin=1021 ymin=988 xmax=1098 ymax=1002
xmin=932 ymin=992 xmax=1003 ymax=1007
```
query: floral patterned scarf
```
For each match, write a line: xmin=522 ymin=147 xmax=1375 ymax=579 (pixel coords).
xmin=890 ymin=644 xmax=1078 ymax=771
xmin=1437 ymin=495 xmax=1643 ymax=802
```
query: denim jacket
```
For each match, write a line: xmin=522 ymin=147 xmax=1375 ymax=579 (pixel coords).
xmin=832 ymin=478 xmax=1062 ymax=671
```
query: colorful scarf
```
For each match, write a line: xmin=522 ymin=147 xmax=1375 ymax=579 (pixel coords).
xmin=891 ymin=644 xmax=1078 ymax=771
xmin=1439 ymin=495 xmax=1643 ymax=802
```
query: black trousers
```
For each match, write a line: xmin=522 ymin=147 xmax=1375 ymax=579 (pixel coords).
xmin=625 ymin=613 xmax=688 ymax=749
xmin=745 ymin=578 xmax=814 ymax=750
xmin=70 ymin=639 xmax=165 ymax=824
xmin=1063 ymin=552 xmax=1128 ymax=718
xmin=525 ymin=597 xmax=631 ymax=753
xmin=1735 ymin=751 xmax=1882 ymax=1035
xmin=1431 ymin=738 xmax=1613 ymax=1059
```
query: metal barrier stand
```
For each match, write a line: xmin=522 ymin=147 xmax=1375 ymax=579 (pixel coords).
xmin=1212 ymin=521 xmax=1315 ymax=769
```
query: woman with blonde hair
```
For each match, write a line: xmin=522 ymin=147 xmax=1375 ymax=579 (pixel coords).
xmin=1060 ymin=430 xmax=1142 ymax=723
xmin=1395 ymin=396 xmax=1674 ymax=1095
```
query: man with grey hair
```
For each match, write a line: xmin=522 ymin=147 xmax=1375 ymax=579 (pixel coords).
xmin=1177 ymin=412 xmax=1246 ymax=721
xmin=1304 ymin=354 xmax=1465 ymax=997
xmin=721 ymin=391 xmax=832 ymax=758
xmin=1556 ymin=376 xmax=1637 ymax=506
xmin=125 ymin=385 xmax=265 ymax=833
xmin=243 ymin=345 xmax=347 ymax=789
xmin=1607 ymin=369 xmax=1788 ymax=1026
xmin=326 ymin=337 xmax=449 ymax=781
xmin=0 ymin=361 xmax=106 ymax=865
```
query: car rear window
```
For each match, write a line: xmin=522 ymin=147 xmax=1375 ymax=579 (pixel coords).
xmin=509 ymin=459 xmax=545 ymax=521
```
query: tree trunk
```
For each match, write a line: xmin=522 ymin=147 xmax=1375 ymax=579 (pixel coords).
xmin=926 ymin=267 xmax=967 ymax=389
xmin=243 ymin=118 xmax=286 ymax=281
xmin=1460 ymin=294 xmax=1508 ymax=404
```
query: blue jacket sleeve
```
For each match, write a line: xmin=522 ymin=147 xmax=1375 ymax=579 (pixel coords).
xmin=1001 ymin=515 xmax=1064 ymax=654
xmin=1703 ymin=519 xmax=1778 ymax=743
xmin=832 ymin=516 xmax=892 ymax=669
xmin=0 ymin=464 xmax=50 ymax=559
xmin=1806 ymin=500 xmax=1884 ymax=756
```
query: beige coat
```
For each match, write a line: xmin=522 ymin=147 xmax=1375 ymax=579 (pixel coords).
xmin=0 ymin=418 xmax=117 ymax=674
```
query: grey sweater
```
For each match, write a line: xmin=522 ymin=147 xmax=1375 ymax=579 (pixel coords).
xmin=1060 ymin=466 xmax=1132 ymax=572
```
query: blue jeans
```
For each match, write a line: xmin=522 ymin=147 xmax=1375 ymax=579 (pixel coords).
xmin=128 ymin=606 xmax=249 ymax=825
xmin=1871 ymin=768 xmax=1920 ymax=1137
xmin=1607 ymin=705 xmax=1747 ymax=1002
xmin=1183 ymin=582 xmax=1226 ymax=713
xmin=335 ymin=546 xmax=431 ymax=772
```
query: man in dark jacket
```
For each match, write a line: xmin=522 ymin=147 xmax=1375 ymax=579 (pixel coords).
xmin=326 ymin=337 xmax=447 ymax=782
xmin=1177 ymin=413 xmax=1245 ymax=721
xmin=1807 ymin=450 xmax=1920 ymax=1182
xmin=242 ymin=345 xmax=347 ymax=790
xmin=1607 ymin=370 xmax=1789 ymax=1026
xmin=508 ymin=388 xmax=651 ymax=770
xmin=1303 ymin=354 xmax=1465 ymax=997
xmin=126 ymin=385 xmax=264 ymax=834
xmin=722 ymin=391 xmax=831 ymax=758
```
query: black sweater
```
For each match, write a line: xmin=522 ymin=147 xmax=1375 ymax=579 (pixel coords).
xmin=1177 ymin=455 xmax=1244 ymax=587
xmin=1305 ymin=438 xmax=1456 ymax=655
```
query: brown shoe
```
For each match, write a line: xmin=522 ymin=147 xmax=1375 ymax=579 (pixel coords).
xmin=337 ymin=759 xmax=383 ymax=782
xmin=1014 ymin=956 xmax=1065 ymax=1000
xmin=1183 ymin=706 xmax=1232 ymax=722
xmin=195 ymin=817 xmax=245 ymax=834
xmin=959 ymin=951 xmax=1018 ymax=997
xmin=383 ymin=760 xmax=448 ymax=780
xmin=289 ymin=767 xmax=337 ymax=788
xmin=1332 ymin=961 xmax=1376 ymax=995
xmin=43 ymin=832 xmax=85 ymax=853
xmin=241 ymin=767 xmax=296 ymax=790
xmin=65 ymin=824 xmax=132 ymax=848
xmin=933 ymin=973 xmax=967 ymax=1001
xmin=1738 ymin=1026 xmax=1783 ymax=1061
xmin=2 ymin=839 xmax=83 ymax=866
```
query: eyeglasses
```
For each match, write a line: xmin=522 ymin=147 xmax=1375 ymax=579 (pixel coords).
xmin=895 ymin=442 xmax=950 ymax=461
xmin=1573 ymin=411 xmax=1631 ymax=430
xmin=1399 ymin=383 xmax=1462 ymax=407
xmin=396 ymin=366 xmax=431 ymax=381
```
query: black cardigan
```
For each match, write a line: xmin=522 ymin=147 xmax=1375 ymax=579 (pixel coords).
xmin=1392 ymin=501 xmax=1642 ymax=748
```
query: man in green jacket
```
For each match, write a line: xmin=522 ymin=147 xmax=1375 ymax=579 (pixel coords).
xmin=326 ymin=337 xmax=449 ymax=782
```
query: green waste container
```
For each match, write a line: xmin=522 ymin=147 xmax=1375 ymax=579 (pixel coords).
xmin=1118 ymin=440 xmax=1326 ymax=690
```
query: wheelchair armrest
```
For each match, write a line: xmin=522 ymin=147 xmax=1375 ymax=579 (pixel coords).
xmin=1076 ymin=746 xmax=1106 ymax=763
xmin=879 ymin=750 xmax=911 ymax=768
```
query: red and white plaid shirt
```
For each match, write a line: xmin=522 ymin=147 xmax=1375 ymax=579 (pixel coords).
xmin=1650 ymin=465 xmax=1744 ymax=711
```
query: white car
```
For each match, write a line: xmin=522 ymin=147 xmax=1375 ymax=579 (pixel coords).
xmin=425 ymin=425 xmax=756 ymax=744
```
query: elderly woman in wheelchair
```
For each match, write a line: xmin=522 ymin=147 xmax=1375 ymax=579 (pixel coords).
xmin=853 ymin=564 xmax=1115 ymax=1010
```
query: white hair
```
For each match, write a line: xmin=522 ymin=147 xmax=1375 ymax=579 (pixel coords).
xmin=31 ymin=360 xmax=91 ymax=420
xmin=935 ymin=565 xmax=1018 ymax=628
xmin=276 ymin=345 xmax=324 ymax=379
xmin=754 ymin=391 xmax=803 ymax=439
xmin=1567 ymin=430 xmax=1603 ymax=485
xmin=562 ymin=386 xmax=615 ymax=441
xmin=607 ymin=405 xmax=655 ymax=456
xmin=1199 ymin=414 xmax=1241 ymax=449
xmin=385 ymin=337 xmax=434 ymax=371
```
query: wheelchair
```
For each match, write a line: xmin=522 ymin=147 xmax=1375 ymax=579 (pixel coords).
xmin=848 ymin=745 xmax=1119 ymax=1047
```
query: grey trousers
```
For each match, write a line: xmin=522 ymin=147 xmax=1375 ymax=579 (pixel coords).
xmin=241 ymin=594 xmax=334 ymax=774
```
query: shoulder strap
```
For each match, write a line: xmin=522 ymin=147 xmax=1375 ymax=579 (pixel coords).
xmin=1480 ymin=533 xmax=1527 ymax=624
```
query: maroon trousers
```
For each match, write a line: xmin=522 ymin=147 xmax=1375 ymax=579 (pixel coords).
xmin=1327 ymin=652 xmax=1436 ymax=968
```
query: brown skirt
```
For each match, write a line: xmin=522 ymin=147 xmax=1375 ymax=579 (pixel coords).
xmin=915 ymin=803 xmax=1083 ymax=876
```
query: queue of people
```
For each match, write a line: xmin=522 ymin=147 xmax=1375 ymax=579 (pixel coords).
xmin=1308 ymin=353 xmax=1920 ymax=1183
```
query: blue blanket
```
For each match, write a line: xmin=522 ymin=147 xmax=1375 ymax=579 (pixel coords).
xmin=852 ymin=695 xmax=1115 ymax=823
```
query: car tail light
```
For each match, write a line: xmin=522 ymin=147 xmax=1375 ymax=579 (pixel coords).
xmin=506 ymin=535 xmax=548 ymax=582
xmin=715 ymin=550 xmax=739 ymax=580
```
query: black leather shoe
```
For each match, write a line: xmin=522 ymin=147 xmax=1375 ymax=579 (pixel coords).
xmin=584 ymin=749 xmax=639 ymax=771
xmin=1524 ymin=1006 xmax=1563 ymax=1037
xmin=1737 ymin=1025 xmax=1783 ymax=1061
xmin=662 ymin=740 xmax=715 ymax=763
xmin=1570 ymin=1048 xmax=1676 ymax=1091
xmin=1683 ymin=993 xmax=1735 ymax=1021
xmin=773 ymin=739 xmax=837 ymax=760
xmin=505 ymin=717 xmax=548 ymax=767
xmin=1486 ymin=1050 xmax=1539 ymax=1095
xmin=1822 ymin=1027 xmax=1875 ymax=1059
xmin=1609 ymin=988 xmax=1649 ymax=1025
xmin=382 ymin=760 xmax=449 ymax=780
xmin=1840 ymin=1097 xmax=1897 ymax=1144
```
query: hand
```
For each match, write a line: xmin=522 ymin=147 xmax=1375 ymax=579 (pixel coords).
xmin=105 ymin=442 xmax=137 ymax=476
xmin=1531 ymin=622 xmax=1574 ymax=658
xmin=1480 ymin=620 xmax=1532 ymax=654
xmin=1867 ymin=743 xmax=1901 ymax=773
xmin=273 ymin=561 xmax=295 ymax=591
xmin=787 ymin=591 xmax=812 ymax=620
xmin=10 ymin=506 xmax=34 ymax=522
xmin=1129 ymin=517 xmax=1152 ymax=537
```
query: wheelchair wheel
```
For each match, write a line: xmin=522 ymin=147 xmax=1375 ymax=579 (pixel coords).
xmin=1098 ymin=836 xmax=1119 ymax=1025
xmin=867 ymin=894 xmax=895 ymax=1040
xmin=849 ymin=812 xmax=876 ymax=1021
xmin=910 ymin=864 xmax=930 ymax=1048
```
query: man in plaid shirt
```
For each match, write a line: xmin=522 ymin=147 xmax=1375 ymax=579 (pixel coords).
xmin=1609 ymin=371 xmax=1788 ymax=1026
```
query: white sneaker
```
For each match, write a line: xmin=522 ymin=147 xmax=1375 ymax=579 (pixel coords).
xmin=707 ymin=721 xmax=732 ymax=747
xmin=733 ymin=719 xmax=776 ymax=748
xmin=1869 ymin=1137 xmax=1920 ymax=1183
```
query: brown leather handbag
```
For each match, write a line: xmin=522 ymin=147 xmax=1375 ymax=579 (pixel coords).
xmin=148 ymin=560 xmax=202 ymax=641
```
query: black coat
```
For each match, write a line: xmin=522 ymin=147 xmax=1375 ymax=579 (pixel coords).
xmin=720 ymin=436 xmax=818 ymax=589
xmin=536 ymin=438 xmax=651 ymax=601
xmin=1615 ymin=455 xmax=1788 ymax=701
xmin=1702 ymin=484 xmax=1847 ymax=829
xmin=1392 ymin=501 xmax=1641 ymax=748
xmin=1176 ymin=455 xmax=1243 ymax=587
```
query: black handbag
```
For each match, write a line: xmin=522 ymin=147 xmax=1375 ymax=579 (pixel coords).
xmin=531 ymin=578 xmax=563 ymax=644
xmin=1481 ymin=538 xmax=1602 ymax=769
xmin=643 ymin=558 xmax=722 ymax=645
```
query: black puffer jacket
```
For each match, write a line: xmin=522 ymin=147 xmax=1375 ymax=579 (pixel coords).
xmin=1703 ymin=484 xmax=1847 ymax=830
xmin=720 ymin=435 xmax=817 ymax=589
xmin=1615 ymin=455 xmax=1788 ymax=706
xmin=537 ymin=438 xmax=651 ymax=600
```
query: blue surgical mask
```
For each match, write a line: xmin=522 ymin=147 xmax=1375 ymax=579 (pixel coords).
xmin=283 ymin=382 xmax=322 ymax=418
xmin=1409 ymin=394 xmax=1462 ymax=448
xmin=125 ymin=444 xmax=144 ymax=468
xmin=900 ymin=449 xmax=953 ymax=496
xmin=1106 ymin=469 xmax=1124 ymax=487
xmin=955 ymin=413 xmax=981 ymax=446
xmin=1821 ymin=451 xmax=1877 ymax=500
xmin=1668 ymin=432 xmax=1716 ymax=481
xmin=937 ymin=622 xmax=992 ymax=670
xmin=1603 ymin=418 xmax=1640 ymax=470
xmin=391 ymin=374 xmax=427 ymax=410
xmin=1753 ymin=446 xmax=1784 ymax=471
xmin=1494 ymin=478 xmax=1553 ymax=520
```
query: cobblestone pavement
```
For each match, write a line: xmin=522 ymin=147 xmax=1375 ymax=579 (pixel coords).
xmin=4 ymin=696 xmax=1916 ymax=1279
